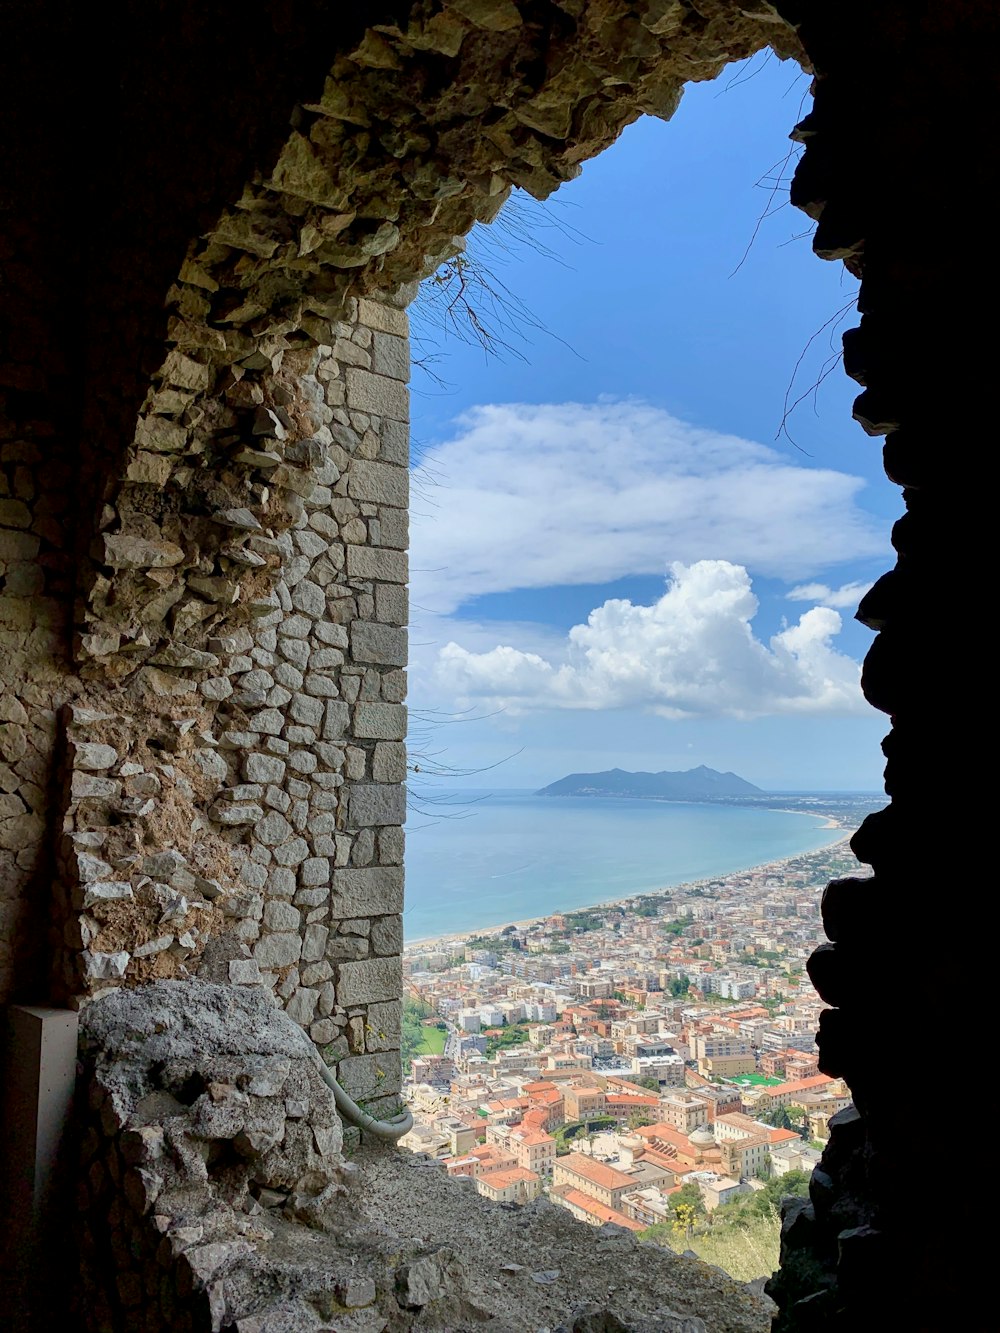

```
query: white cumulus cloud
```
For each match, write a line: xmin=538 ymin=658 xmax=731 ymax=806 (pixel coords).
xmin=410 ymin=400 xmax=885 ymax=615
xmin=436 ymin=560 xmax=868 ymax=719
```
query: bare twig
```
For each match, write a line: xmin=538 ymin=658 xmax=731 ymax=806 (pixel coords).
xmin=775 ymin=293 xmax=859 ymax=451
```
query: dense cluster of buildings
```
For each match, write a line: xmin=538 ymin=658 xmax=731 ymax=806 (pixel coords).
xmin=400 ymin=838 xmax=859 ymax=1232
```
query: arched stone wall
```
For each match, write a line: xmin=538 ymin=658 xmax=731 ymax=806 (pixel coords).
xmin=4 ymin=0 xmax=807 ymax=1089
xmin=2 ymin=2 xmax=996 ymax=1329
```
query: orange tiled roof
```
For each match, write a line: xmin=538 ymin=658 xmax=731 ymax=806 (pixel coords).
xmin=770 ymin=1074 xmax=833 ymax=1096
xmin=635 ymin=1123 xmax=697 ymax=1155
xmin=557 ymin=1152 xmax=634 ymax=1191
xmin=480 ymin=1167 xmax=540 ymax=1188
xmin=558 ymin=1188 xmax=644 ymax=1231
xmin=766 ymin=1128 xmax=801 ymax=1144
xmin=510 ymin=1127 xmax=555 ymax=1146
xmin=638 ymin=1149 xmax=690 ymax=1176
xmin=521 ymin=1109 xmax=551 ymax=1131
xmin=528 ymin=1087 xmax=563 ymax=1104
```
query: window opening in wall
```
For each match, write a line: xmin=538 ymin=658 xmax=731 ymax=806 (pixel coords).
xmin=398 ymin=55 xmax=894 ymax=1281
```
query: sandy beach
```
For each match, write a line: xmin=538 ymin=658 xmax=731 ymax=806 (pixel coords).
xmin=404 ymin=829 xmax=852 ymax=954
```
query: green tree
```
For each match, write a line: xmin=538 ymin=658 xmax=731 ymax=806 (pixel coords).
xmin=670 ymin=1182 xmax=706 ymax=1217
xmin=401 ymin=996 xmax=435 ymax=1073
xmin=759 ymin=1106 xmax=794 ymax=1131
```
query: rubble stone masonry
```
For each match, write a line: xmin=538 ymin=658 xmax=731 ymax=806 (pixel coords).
xmin=3 ymin=291 xmax=410 ymax=1118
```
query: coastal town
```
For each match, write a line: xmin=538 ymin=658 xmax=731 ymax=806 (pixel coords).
xmin=400 ymin=817 xmax=872 ymax=1264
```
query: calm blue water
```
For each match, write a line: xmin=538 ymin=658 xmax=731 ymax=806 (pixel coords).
xmin=403 ymin=789 xmax=842 ymax=941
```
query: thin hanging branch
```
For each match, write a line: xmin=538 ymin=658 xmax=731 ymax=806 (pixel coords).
xmin=775 ymin=293 xmax=859 ymax=451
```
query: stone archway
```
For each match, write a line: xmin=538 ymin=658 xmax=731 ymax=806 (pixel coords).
xmin=1 ymin=2 xmax=994 ymax=1330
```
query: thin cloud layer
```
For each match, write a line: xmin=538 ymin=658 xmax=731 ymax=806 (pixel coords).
xmin=786 ymin=580 xmax=873 ymax=609
xmin=410 ymin=400 xmax=885 ymax=615
xmin=436 ymin=560 xmax=868 ymax=719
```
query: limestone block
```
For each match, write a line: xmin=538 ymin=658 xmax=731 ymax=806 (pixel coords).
xmin=83 ymin=882 xmax=133 ymax=908
xmin=0 ymin=530 xmax=40 ymax=561
xmin=379 ymin=419 xmax=409 ymax=467
xmin=345 ymin=367 xmax=408 ymax=421
xmin=381 ymin=668 xmax=408 ymax=702
xmin=102 ymin=534 xmax=184 ymax=570
xmin=336 ymin=1049 xmax=402 ymax=1100
xmin=243 ymin=753 xmax=286 ymax=785
xmin=366 ymin=999 xmax=402 ymax=1052
xmin=322 ymin=700 xmax=350 ymax=739
xmin=290 ymin=693 xmax=324 ymax=728
xmin=353 ymin=703 xmax=406 ymax=740
xmin=74 ymin=742 xmax=119 ymax=771
xmin=272 ymin=837 xmax=310 ymax=868
xmin=262 ymin=901 xmax=301 ymax=932
xmin=250 ymin=708 xmax=285 ymax=736
xmin=370 ymin=331 xmax=410 ymax=381
xmin=303 ymin=673 xmax=339 ymax=698
xmin=345 ymin=544 xmax=406 ymax=583
xmin=0 ymin=497 xmax=31 ymax=527
xmin=229 ymin=959 xmax=262 ymax=985
xmin=83 ymin=951 xmax=130 ymax=980
xmin=267 ymin=867 xmax=297 ymax=898
xmin=372 ymin=742 xmax=406 ymax=784
xmin=350 ymin=621 xmax=406 ymax=667
xmin=325 ymin=934 xmax=369 ymax=963
xmin=133 ymin=415 xmax=188 ymax=453
xmin=378 ymin=825 xmax=404 ymax=865
xmin=308 ymin=647 xmax=344 ymax=670
xmin=291 ymin=579 xmax=325 ymax=619
xmin=376 ymin=507 xmax=408 ymax=550
xmin=370 ymin=913 xmax=404 ymax=958
xmin=300 ymin=857 xmax=331 ymax=887
xmin=335 ymin=956 xmax=401 ymax=1008
xmin=212 ymin=802 xmax=263 ymax=825
xmin=346 ymin=783 xmax=406 ymax=827
xmin=161 ymin=350 xmax=212 ymax=391
xmin=330 ymin=866 xmax=403 ymax=918
xmin=302 ymin=924 xmax=329 ymax=964
xmin=254 ymin=933 xmax=302 ymax=969
xmin=284 ymin=987 xmax=319 ymax=1027
xmin=313 ymin=622 xmax=348 ymax=648
xmin=346 ymin=459 xmax=408 ymax=508
xmin=126 ymin=451 xmax=174 ymax=485
xmin=357 ymin=298 xmax=408 ymax=336
xmin=255 ymin=811 xmax=293 ymax=847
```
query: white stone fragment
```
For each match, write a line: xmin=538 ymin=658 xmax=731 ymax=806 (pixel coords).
xmin=133 ymin=935 xmax=174 ymax=958
xmin=211 ymin=507 xmax=262 ymax=531
xmin=83 ymin=882 xmax=134 ymax=908
xmin=84 ymin=950 xmax=130 ymax=980
xmin=74 ymin=742 xmax=119 ymax=771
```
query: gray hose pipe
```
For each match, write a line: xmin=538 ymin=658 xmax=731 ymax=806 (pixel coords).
xmin=311 ymin=1048 xmax=414 ymax=1142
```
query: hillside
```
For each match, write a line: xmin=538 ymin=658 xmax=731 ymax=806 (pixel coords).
xmin=536 ymin=765 xmax=764 ymax=800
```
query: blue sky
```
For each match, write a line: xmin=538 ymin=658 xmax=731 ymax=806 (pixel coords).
xmin=406 ymin=54 xmax=895 ymax=793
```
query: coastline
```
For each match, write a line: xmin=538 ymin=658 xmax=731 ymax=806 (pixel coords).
xmin=404 ymin=828 xmax=852 ymax=955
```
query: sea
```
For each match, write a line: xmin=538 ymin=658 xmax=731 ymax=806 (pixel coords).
xmin=402 ymin=788 xmax=846 ymax=943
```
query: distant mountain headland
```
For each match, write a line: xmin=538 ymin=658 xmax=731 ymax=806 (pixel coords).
xmin=536 ymin=765 xmax=764 ymax=801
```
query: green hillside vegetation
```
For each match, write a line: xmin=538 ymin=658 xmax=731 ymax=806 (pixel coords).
xmin=640 ymin=1171 xmax=812 ymax=1281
